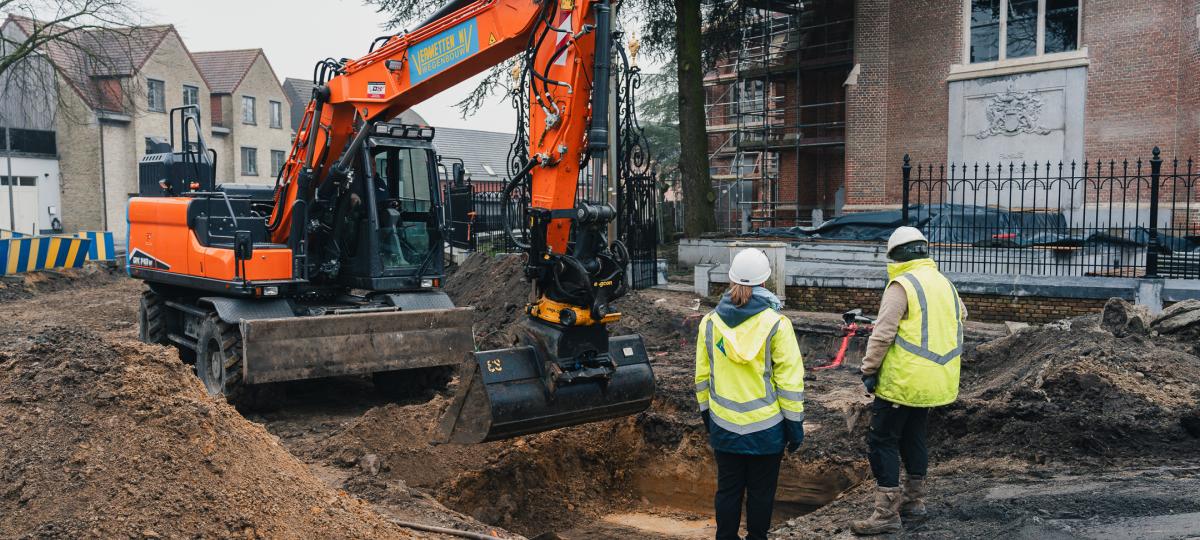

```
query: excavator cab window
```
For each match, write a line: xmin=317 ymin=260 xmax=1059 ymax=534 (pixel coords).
xmin=367 ymin=140 xmax=439 ymax=274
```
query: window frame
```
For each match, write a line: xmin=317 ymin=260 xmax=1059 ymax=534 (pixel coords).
xmin=147 ymin=78 xmax=166 ymax=113
xmin=182 ymin=84 xmax=200 ymax=108
xmin=242 ymin=95 xmax=257 ymax=125
xmin=241 ymin=146 xmax=259 ymax=176
xmin=962 ymin=0 xmax=1082 ymax=64
xmin=270 ymin=150 xmax=286 ymax=176
xmin=269 ymin=100 xmax=283 ymax=129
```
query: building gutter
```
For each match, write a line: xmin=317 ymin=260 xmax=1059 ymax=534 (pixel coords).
xmin=98 ymin=114 xmax=108 ymax=231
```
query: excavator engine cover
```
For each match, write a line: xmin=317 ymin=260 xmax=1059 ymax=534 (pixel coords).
xmin=440 ymin=319 xmax=654 ymax=443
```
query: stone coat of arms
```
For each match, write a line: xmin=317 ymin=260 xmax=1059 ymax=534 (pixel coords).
xmin=975 ymin=85 xmax=1052 ymax=139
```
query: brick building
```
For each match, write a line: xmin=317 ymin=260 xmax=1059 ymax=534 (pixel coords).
xmin=706 ymin=0 xmax=1200 ymax=230
xmin=193 ymin=49 xmax=292 ymax=185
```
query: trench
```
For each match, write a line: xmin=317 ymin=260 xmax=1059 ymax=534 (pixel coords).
xmin=435 ymin=326 xmax=872 ymax=539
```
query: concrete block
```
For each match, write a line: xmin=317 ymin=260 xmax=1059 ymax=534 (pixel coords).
xmin=1135 ymin=279 xmax=1164 ymax=314
xmin=694 ymin=264 xmax=716 ymax=297
xmin=727 ymin=241 xmax=787 ymax=298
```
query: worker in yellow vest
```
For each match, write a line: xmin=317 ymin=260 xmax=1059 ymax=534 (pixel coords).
xmin=852 ymin=227 xmax=965 ymax=536
xmin=696 ymin=248 xmax=805 ymax=540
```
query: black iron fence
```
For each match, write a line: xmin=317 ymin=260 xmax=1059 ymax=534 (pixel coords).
xmin=902 ymin=148 xmax=1200 ymax=278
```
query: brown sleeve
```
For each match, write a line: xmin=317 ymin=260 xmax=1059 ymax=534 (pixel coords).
xmin=861 ymin=282 xmax=908 ymax=375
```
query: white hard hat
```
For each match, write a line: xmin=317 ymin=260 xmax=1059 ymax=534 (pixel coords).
xmin=887 ymin=226 xmax=928 ymax=255
xmin=729 ymin=248 xmax=771 ymax=286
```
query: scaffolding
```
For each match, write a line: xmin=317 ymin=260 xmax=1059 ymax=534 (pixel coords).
xmin=706 ymin=0 xmax=854 ymax=233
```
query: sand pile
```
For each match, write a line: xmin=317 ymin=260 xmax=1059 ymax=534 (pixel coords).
xmin=0 ymin=326 xmax=411 ymax=539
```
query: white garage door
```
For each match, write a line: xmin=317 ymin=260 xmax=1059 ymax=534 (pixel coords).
xmin=0 ymin=176 xmax=39 ymax=234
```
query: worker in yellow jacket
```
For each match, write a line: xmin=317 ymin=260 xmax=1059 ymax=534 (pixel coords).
xmin=696 ymin=248 xmax=805 ymax=540
xmin=852 ymin=227 xmax=965 ymax=535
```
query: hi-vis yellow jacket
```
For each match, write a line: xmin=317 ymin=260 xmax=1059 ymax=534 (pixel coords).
xmin=876 ymin=258 xmax=963 ymax=407
xmin=696 ymin=308 xmax=805 ymax=454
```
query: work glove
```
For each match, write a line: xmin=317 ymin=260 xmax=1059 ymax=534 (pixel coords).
xmin=862 ymin=373 xmax=879 ymax=394
xmin=785 ymin=423 xmax=804 ymax=453
xmin=700 ymin=409 xmax=711 ymax=434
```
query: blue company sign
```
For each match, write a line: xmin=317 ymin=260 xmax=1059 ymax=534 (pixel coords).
xmin=409 ymin=18 xmax=479 ymax=85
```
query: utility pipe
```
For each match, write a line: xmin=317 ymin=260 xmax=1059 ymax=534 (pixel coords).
xmin=388 ymin=518 xmax=505 ymax=540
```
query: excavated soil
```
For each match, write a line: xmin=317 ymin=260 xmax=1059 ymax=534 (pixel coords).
xmin=4 ymin=256 xmax=1200 ymax=540
xmin=0 ymin=264 xmax=123 ymax=302
xmin=0 ymin=325 xmax=413 ymax=539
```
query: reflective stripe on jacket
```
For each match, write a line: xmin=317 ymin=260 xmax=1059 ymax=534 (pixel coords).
xmin=876 ymin=258 xmax=963 ymax=408
xmin=696 ymin=309 xmax=805 ymax=455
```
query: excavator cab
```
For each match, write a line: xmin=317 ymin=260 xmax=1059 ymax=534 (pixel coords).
xmin=335 ymin=123 xmax=445 ymax=291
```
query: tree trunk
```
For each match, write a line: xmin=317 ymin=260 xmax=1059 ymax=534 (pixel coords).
xmin=674 ymin=0 xmax=717 ymax=236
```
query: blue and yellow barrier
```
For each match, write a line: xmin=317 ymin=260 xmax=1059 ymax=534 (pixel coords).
xmin=0 ymin=230 xmax=25 ymax=239
xmin=0 ymin=235 xmax=93 ymax=276
xmin=72 ymin=231 xmax=116 ymax=261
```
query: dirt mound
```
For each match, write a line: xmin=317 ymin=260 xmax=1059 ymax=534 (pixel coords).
xmin=0 ymin=263 xmax=123 ymax=303
xmin=300 ymin=398 xmax=496 ymax=490
xmin=445 ymin=253 xmax=531 ymax=348
xmin=446 ymin=251 xmax=694 ymax=350
xmin=936 ymin=314 xmax=1200 ymax=464
xmin=0 ymin=326 xmax=412 ymax=539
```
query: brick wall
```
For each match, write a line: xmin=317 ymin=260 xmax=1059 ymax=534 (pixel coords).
xmin=883 ymin=0 xmax=960 ymax=198
xmin=844 ymin=0 xmax=890 ymax=210
xmin=710 ymin=282 xmax=1108 ymax=324
xmin=1082 ymin=0 xmax=1190 ymax=160
xmin=1181 ymin=0 xmax=1200 ymax=161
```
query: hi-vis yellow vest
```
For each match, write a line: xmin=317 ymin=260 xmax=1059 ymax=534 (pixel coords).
xmin=695 ymin=310 xmax=806 ymax=435
xmin=876 ymin=258 xmax=963 ymax=408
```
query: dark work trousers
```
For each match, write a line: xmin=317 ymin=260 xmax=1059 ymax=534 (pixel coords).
xmin=713 ymin=451 xmax=784 ymax=540
xmin=867 ymin=397 xmax=930 ymax=488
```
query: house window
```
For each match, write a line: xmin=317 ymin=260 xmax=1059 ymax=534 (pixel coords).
xmin=242 ymin=96 xmax=256 ymax=125
xmin=1 ymin=128 xmax=57 ymax=155
xmin=183 ymin=85 xmax=199 ymax=107
xmin=736 ymin=80 xmax=765 ymax=114
xmin=968 ymin=0 xmax=1079 ymax=63
xmin=271 ymin=150 xmax=286 ymax=176
xmin=0 ymin=176 xmax=37 ymax=186
xmin=241 ymin=147 xmax=258 ymax=175
xmin=269 ymin=101 xmax=283 ymax=129
xmin=147 ymin=79 xmax=165 ymax=112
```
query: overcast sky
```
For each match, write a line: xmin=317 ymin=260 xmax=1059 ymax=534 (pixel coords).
xmin=147 ymin=0 xmax=517 ymax=132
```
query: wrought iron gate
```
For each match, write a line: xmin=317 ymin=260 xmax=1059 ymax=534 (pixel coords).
xmin=614 ymin=41 xmax=659 ymax=289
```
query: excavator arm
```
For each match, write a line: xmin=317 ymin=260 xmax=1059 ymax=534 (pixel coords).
xmin=269 ymin=0 xmax=652 ymax=443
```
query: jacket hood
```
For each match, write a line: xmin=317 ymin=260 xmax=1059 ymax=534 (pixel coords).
xmin=711 ymin=298 xmax=783 ymax=364
xmin=715 ymin=286 xmax=781 ymax=327
xmin=887 ymin=257 xmax=938 ymax=281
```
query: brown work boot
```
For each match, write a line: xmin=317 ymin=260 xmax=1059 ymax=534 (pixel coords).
xmin=851 ymin=486 xmax=903 ymax=535
xmin=900 ymin=475 xmax=928 ymax=520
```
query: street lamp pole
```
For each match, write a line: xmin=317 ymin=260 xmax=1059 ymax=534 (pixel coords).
xmin=4 ymin=126 xmax=14 ymax=231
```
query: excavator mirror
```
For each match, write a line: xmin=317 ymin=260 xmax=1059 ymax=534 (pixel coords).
xmin=234 ymin=230 xmax=254 ymax=261
xmin=452 ymin=163 xmax=466 ymax=186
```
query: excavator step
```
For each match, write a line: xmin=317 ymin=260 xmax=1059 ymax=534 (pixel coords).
xmin=438 ymin=334 xmax=655 ymax=444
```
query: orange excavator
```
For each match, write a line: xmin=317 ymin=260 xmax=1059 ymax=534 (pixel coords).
xmin=128 ymin=0 xmax=653 ymax=443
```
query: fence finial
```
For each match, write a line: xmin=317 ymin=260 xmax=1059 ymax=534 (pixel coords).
xmin=1151 ymin=146 xmax=1161 ymax=161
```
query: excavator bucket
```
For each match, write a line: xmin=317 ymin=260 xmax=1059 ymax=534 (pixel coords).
xmin=439 ymin=334 xmax=655 ymax=443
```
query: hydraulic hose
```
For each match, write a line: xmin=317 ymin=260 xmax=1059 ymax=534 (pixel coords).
xmin=500 ymin=156 xmax=541 ymax=250
xmin=388 ymin=519 xmax=504 ymax=540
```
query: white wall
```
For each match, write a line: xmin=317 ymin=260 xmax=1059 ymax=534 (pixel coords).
xmin=0 ymin=155 xmax=61 ymax=233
